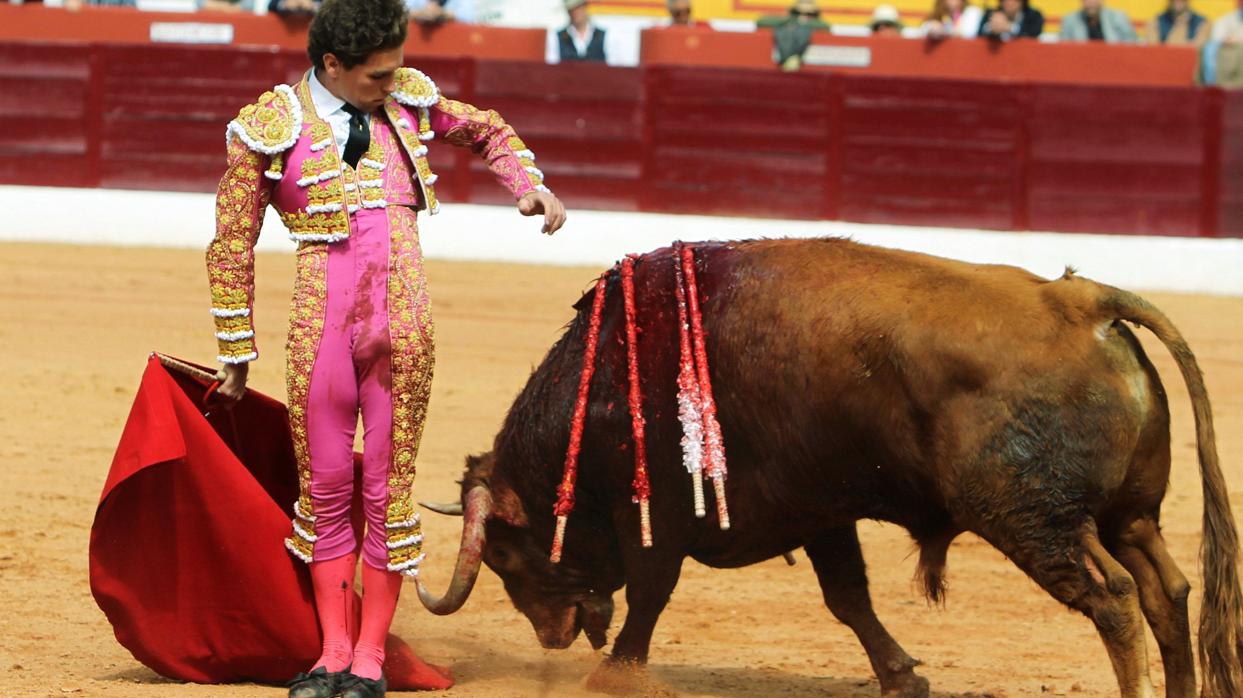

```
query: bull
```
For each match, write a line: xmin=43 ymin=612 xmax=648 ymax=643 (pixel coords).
xmin=415 ymin=238 xmax=1242 ymax=697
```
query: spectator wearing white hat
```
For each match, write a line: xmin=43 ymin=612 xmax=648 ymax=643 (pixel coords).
xmin=556 ymin=0 xmax=608 ymax=61
xmin=871 ymin=4 xmax=905 ymax=35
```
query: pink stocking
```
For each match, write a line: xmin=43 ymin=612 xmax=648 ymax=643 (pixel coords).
xmin=308 ymin=553 xmax=357 ymax=673
xmin=352 ymin=564 xmax=403 ymax=680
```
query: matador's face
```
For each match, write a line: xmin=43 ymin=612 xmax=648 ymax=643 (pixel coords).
xmin=321 ymin=45 xmax=403 ymax=113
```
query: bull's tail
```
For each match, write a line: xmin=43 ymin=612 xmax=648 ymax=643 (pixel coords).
xmin=1099 ymin=286 xmax=1243 ymax=697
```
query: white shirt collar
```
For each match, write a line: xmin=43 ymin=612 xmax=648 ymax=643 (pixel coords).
xmin=308 ymin=69 xmax=347 ymax=120
xmin=569 ymin=24 xmax=596 ymax=56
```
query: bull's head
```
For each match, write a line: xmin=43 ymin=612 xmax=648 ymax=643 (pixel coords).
xmin=417 ymin=452 xmax=620 ymax=651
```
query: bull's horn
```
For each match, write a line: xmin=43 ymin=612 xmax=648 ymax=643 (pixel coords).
xmin=415 ymin=485 xmax=492 ymax=615
xmin=419 ymin=500 xmax=464 ymax=516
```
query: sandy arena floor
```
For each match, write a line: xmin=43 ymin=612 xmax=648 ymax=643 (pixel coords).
xmin=1 ymin=242 xmax=1240 ymax=698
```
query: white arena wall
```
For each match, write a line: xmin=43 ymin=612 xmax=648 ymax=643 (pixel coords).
xmin=2 ymin=184 xmax=1241 ymax=297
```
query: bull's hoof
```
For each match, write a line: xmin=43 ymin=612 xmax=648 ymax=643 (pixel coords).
xmin=585 ymin=659 xmax=678 ymax=696
xmin=881 ymin=672 xmax=930 ymax=698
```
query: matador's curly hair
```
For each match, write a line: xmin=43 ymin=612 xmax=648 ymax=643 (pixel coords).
xmin=307 ymin=0 xmax=409 ymax=70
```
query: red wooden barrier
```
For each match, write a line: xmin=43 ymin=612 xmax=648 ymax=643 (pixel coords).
xmin=1026 ymin=84 xmax=1211 ymax=235
xmin=471 ymin=62 xmax=644 ymax=211
xmin=0 ymin=42 xmax=95 ymax=188
xmin=643 ymin=66 xmax=834 ymax=219
xmin=2 ymin=40 xmax=1237 ymax=238
xmin=1218 ymin=91 xmax=1243 ymax=237
xmin=835 ymin=76 xmax=1023 ymax=230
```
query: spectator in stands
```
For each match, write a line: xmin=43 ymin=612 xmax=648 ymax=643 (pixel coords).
xmin=63 ymin=0 xmax=135 ymax=8
xmin=201 ymin=0 xmax=254 ymax=11
xmin=870 ymin=5 xmax=905 ymax=35
xmin=923 ymin=0 xmax=982 ymax=38
xmin=1211 ymin=0 xmax=1243 ymax=43
xmin=407 ymin=0 xmax=475 ymax=24
xmin=757 ymin=0 xmax=831 ymax=71
xmin=556 ymin=0 xmax=607 ymax=61
xmin=978 ymin=0 xmax=1044 ymax=39
xmin=269 ymin=0 xmax=319 ymax=16
xmin=1146 ymin=0 xmax=1209 ymax=44
xmin=1206 ymin=0 xmax=1243 ymax=85
xmin=1060 ymin=0 xmax=1138 ymax=41
xmin=664 ymin=0 xmax=711 ymax=27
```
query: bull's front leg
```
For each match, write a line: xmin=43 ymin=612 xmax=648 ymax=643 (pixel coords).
xmin=805 ymin=526 xmax=930 ymax=698
xmin=585 ymin=545 xmax=683 ymax=695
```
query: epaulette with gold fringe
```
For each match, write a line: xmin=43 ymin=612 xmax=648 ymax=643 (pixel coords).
xmin=226 ymin=84 xmax=303 ymax=156
xmin=390 ymin=67 xmax=441 ymax=108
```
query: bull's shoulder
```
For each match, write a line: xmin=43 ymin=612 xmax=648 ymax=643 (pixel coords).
xmin=391 ymin=67 xmax=441 ymax=108
xmin=226 ymin=84 xmax=302 ymax=155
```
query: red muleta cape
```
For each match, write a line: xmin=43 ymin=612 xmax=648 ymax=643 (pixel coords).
xmin=89 ymin=354 xmax=453 ymax=691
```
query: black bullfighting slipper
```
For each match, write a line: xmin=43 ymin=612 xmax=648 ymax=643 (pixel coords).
xmin=286 ymin=665 xmax=349 ymax=698
xmin=339 ymin=673 xmax=387 ymax=698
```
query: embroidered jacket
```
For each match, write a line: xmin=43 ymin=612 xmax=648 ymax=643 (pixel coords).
xmin=207 ymin=68 xmax=549 ymax=364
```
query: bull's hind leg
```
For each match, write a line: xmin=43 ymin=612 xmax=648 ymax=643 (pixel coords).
xmin=987 ymin=523 xmax=1156 ymax=697
xmin=1112 ymin=519 xmax=1195 ymax=698
xmin=805 ymin=526 xmax=929 ymax=698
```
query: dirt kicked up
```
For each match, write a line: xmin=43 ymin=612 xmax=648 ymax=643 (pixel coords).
xmin=2 ymin=242 xmax=1240 ymax=698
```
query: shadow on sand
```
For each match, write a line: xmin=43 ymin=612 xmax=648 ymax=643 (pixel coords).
xmin=440 ymin=637 xmax=996 ymax=697
xmin=653 ymin=663 xmax=996 ymax=697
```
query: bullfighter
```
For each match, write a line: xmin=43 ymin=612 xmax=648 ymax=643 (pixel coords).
xmin=205 ymin=0 xmax=566 ymax=694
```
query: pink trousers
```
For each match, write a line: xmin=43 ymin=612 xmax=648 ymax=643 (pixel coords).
xmin=307 ymin=208 xmax=401 ymax=570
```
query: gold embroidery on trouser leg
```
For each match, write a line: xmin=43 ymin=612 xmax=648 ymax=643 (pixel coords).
xmin=284 ymin=243 xmax=330 ymax=563
xmin=383 ymin=206 xmax=435 ymax=575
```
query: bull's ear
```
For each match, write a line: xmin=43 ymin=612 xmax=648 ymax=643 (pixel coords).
xmin=492 ymin=485 xmax=529 ymax=528
xmin=465 ymin=451 xmax=496 ymax=478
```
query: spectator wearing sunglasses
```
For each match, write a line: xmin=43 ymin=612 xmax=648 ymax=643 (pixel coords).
xmin=757 ymin=0 xmax=832 ymax=70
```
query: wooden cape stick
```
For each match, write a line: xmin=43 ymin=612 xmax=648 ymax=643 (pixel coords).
xmin=153 ymin=352 xmax=218 ymax=383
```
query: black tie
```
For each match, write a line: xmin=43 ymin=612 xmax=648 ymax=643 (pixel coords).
xmin=342 ymin=103 xmax=370 ymax=169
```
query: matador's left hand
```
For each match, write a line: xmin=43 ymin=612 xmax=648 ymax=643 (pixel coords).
xmin=518 ymin=190 xmax=567 ymax=235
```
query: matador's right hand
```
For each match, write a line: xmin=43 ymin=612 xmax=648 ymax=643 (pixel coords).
xmin=213 ymin=362 xmax=250 ymax=408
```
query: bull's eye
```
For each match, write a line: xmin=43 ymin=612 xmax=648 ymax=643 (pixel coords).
xmin=488 ymin=544 xmax=521 ymax=571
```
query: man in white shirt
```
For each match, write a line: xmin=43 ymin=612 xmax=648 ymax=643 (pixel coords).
xmin=552 ymin=0 xmax=607 ymax=61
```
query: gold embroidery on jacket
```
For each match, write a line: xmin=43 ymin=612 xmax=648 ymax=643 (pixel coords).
xmin=228 ymin=85 xmax=301 ymax=155
xmin=284 ymin=243 xmax=329 ymax=562
xmin=207 ymin=136 xmax=271 ymax=363
xmin=385 ymin=101 xmax=438 ymax=212
xmin=434 ymin=98 xmax=546 ymax=197
xmin=383 ymin=206 xmax=435 ymax=573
